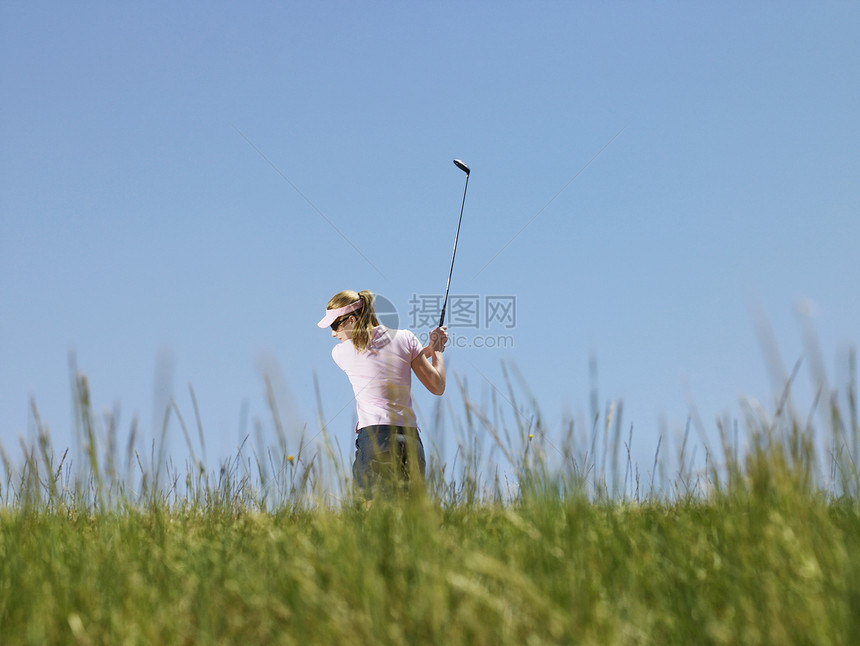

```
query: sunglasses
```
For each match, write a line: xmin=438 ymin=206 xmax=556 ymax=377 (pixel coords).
xmin=331 ymin=315 xmax=354 ymax=331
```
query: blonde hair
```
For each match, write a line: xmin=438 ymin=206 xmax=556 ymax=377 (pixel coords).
xmin=326 ymin=289 xmax=378 ymax=351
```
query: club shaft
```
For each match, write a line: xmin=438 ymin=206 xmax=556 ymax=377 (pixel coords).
xmin=440 ymin=173 xmax=470 ymax=328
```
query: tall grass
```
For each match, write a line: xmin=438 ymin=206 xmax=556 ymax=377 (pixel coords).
xmin=1 ymin=345 xmax=859 ymax=644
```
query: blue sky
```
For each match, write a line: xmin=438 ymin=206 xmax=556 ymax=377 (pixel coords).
xmin=2 ymin=2 xmax=858 ymax=490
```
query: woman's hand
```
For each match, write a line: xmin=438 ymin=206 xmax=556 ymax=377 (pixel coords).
xmin=426 ymin=326 xmax=448 ymax=356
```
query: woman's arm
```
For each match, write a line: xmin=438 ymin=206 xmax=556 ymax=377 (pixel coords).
xmin=411 ymin=326 xmax=447 ymax=395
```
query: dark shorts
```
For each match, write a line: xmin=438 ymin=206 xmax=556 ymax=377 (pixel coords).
xmin=353 ymin=425 xmax=426 ymax=492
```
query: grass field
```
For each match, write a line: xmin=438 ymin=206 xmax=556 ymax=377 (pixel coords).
xmin=1 ymin=358 xmax=859 ymax=645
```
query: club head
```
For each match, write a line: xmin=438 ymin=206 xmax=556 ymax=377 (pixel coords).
xmin=453 ymin=159 xmax=470 ymax=175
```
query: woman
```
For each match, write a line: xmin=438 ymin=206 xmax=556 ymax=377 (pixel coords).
xmin=317 ymin=289 xmax=448 ymax=492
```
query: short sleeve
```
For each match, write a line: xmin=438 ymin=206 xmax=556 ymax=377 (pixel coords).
xmin=405 ymin=330 xmax=423 ymax=361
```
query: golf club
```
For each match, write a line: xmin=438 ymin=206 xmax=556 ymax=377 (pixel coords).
xmin=440 ymin=159 xmax=471 ymax=328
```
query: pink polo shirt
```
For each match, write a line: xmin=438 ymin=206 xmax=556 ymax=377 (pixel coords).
xmin=332 ymin=325 xmax=424 ymax=430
